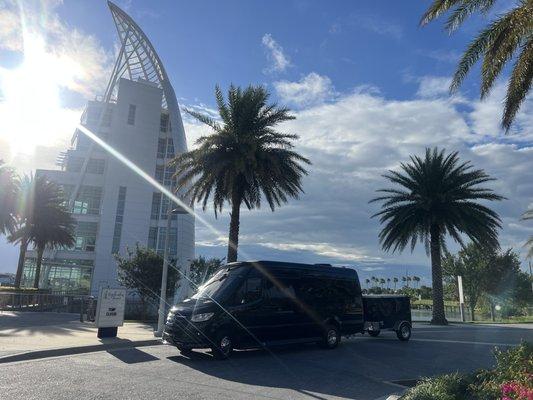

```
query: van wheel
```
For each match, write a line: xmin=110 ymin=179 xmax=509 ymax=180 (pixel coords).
xmin=396 ymin=322 xmax=411 ymax=341
xmin=319 ymin=324 xmax=340 ymax=349
xmin=368 ymin=330 xmax=380 ymax=337
xmin=211 ymin=334 xmax=233 ymax=359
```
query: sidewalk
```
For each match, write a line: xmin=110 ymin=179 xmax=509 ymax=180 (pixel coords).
xmin=0 ymin=311 xmax=160 ymax=361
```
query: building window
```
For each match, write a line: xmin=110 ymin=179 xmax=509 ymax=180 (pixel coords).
xmin=155 ymin=165 xmax=164 ymax=184
xmin=86 ymin=159 xmax=105 ymax=174
xmin=160 ymin=196 xmax=177 ymax=220
xmin=166 ymin=138 xmax=175 ymax=158
xmin=157 ymin=138 xmax=166 ymax=159
xmin=150 ymin=193 xmax=162 ymax=220
xmin=102 ymin=107 xmax=113 ymax=127
xmin=72 ymin=221 xmax=97 ymax=252
xmin=156 ymin=138 xmax=175 ymax=159
xmin=127 ymin=104 xmax=136 ymax=125
xmin=160 ymin=113 xmax=169 ymax=132
xmin=62 ymin=185 xmax=102 ymax=215
xmin=21 ymin=258 xmax=93 ymax=293
xmin=163 ymin=164 xmax=176 ymax=186
xmin=148 ymin=227 xmax=177 ymax=256
xmin=67 ymin=157 xmax=105 ymax=174
xmin=111 ymin=186 xmax=127 ymax=254
xmin=148 ymin=227 xmax=158 ymax=249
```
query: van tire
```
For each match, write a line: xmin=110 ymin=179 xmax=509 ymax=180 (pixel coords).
xmin=396 ymin=322 xmax=411 ymax=341
xmin=368 ymin=330 xmax=380 ymax=337
xmin=319 ymin=324 xmax=340 ymax=349
xmin=211 ymin=333 xmax=233 ymax=359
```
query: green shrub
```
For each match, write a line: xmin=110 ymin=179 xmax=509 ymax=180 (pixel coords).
xmin=402 ymin=343 xmax=532 ymax=400
xmin=402 ymin=373 xmax=472 ymax=400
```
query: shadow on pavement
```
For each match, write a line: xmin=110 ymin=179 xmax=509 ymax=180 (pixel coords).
xmin=164 ymin=325 xmax=531 ymax=400
xmin=107 ymin=347 xmax=159 ymax=364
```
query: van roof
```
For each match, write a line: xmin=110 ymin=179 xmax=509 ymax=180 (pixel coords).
xmin=227 ymin=260 xmax=358 ymax=278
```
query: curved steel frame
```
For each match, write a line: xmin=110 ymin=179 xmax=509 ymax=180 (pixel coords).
xmin=107 ymin=1 xmax=187 ymax=152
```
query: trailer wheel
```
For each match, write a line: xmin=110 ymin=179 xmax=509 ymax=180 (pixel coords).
xmin=368 ymin=330 xmax=380 ymax=337
xmin=396 ymin=322 xmax=411 ymax=341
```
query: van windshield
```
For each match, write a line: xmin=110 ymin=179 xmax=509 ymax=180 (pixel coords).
xmin=191 ymin=267 xmax=244 ymax=301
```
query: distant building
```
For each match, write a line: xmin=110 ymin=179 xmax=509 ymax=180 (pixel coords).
xmin=21 ymin=2 xmax=195 ymax=294
xmin=0 ymin=273 xmax=15 ymax=286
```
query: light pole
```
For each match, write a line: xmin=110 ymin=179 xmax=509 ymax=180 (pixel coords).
xmin=154 ymin=203 xmax=172 ymax=337
xmin=154 ymin=200 xmax=188 ymax=337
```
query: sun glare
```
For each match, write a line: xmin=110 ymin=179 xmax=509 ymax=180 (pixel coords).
xmin=0 ymin=33 xmax=79 ymax=159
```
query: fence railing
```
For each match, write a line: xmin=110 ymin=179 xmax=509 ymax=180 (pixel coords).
xmin=0 ymin=292 xmax=98 ymax=321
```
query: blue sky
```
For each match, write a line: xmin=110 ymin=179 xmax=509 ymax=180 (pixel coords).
xmin=0 ymin=0 xmax=531 ymax=284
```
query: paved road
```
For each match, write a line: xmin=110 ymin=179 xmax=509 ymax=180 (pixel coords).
xmin=1 ymin=323 xmax=531 ymax=400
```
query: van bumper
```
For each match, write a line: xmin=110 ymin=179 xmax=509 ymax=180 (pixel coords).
xmin=163 ymin=321 xmax=213 ymax=349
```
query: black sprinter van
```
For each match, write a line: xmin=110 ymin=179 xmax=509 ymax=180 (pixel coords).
xmin=163 ymin=261 xmax=364 ymax=358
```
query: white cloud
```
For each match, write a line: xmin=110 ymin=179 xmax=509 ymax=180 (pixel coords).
xmin=261 ymin=33 xmax=291 ymax=73
xmin=190 ymin=83 xmax=532 ymax=271
xmin=416 ymin=76 xmax=452 ymax=98
xmin=274 ymin=72 xmax=335 ymax=107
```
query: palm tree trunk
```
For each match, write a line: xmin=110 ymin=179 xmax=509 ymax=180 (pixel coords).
xmin=227 ymin=191 xmax=241 ymax=263
xmin=430 ymin=224 xmax=447 ymax=325
xmin=33 ymin=245 xmax=44 ymax=289
xmin=14 ymin=237 xmax=29 ymax=288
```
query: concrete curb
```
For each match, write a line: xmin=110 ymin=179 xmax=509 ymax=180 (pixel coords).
xmin=0 ymin=339 xmax=162 ymax=364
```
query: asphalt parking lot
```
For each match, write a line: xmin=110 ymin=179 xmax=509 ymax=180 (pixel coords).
xmin=1 ymin=323 xmax=531 ymax=400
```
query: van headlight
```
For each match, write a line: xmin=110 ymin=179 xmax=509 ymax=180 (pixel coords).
xmin=191 ymin=312 xmax=214 ymax=322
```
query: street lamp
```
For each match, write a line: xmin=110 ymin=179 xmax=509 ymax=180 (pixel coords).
xmin=154 ymin=201 xmax=188 ymax=337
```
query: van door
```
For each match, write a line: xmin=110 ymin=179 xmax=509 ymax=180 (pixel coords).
xmin=262 ymin=275 xmax=303 ymax=342
xmin=229 ymin=273 xmax=270 ymax=347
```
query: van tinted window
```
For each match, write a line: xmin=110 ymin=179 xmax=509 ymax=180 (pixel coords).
xmin=233 ymin=276 xmax=262 ymax=305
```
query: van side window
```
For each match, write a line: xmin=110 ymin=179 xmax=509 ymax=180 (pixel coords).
xmin=233 ymin=276 xmax=262 ymax=305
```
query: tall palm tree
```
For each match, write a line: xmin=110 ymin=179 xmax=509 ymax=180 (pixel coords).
xmin=10 ymin=175 xmax=75 ymax=288
xmin=0 ymin=161 xmax=19 ymax=235
xmin=380 ymin=278 xmax=386 ymax=288
xmin=387 ymin=277 xmax=391 ymax=289
xmin=421 ymin=0 xmax=533 ymax=131
xmin=393 ymin=277 xmax=399 ymax=290
xmin=365 ymin=278 xmax=370 ymax=288
xmin=173 ymin=85 xmax=310 ymax=263
xmin=523 ymin=208 xmax=533 ymax=258
xmin=371 ymin=148 xmax=503 ymax=324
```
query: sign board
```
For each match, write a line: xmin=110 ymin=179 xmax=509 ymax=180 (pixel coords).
xmin=95 ymin=288 xmax=126 ymax=328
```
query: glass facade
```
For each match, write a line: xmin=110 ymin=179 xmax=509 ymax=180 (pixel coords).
xmin=111 ymin=186 xmax=127 ymax=254
xmin=65 ymin=157 xmax=105 ymax=174
xmin=62 ymin=185 xmax=103 ymax=215
xmin=73 ymin=221 xmax=98 ymax=251
xmin=22 ymin=258 xmax=94 ymax=293
xmin=156 ymin=138 xmax=175 ymax=159
xmin=147 ymin=227 xmax=177 ymax=256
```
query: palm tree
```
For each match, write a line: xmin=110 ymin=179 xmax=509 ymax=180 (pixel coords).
xmin=421 ymin=0 xmax=533 ymax=131
xmin=173 ymin=85 xmax=310 ymax=262
xmin=523 ymin=208 xmax=533 ymax=258
xmin=393 ymin=277 xmax=399 ymax=291
xmin=402 ymin=276 xmax=407 ymax=288
xmin=380 ymin=278 xmax=386 ymax=288
xmin=0 ymin=161 xmax=19 ymax=235
xmin=413 ymin=276 xmax=421 ymax=289
xmin=10 ymin=175 xmax=75 ymax=288
xmin=387 ymin=278 xmax=391 ymax=289
xmin=365 ymin=278 xmax=370 ymax=288
xmin=371 ymin=148 xmax=503 ymax=325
